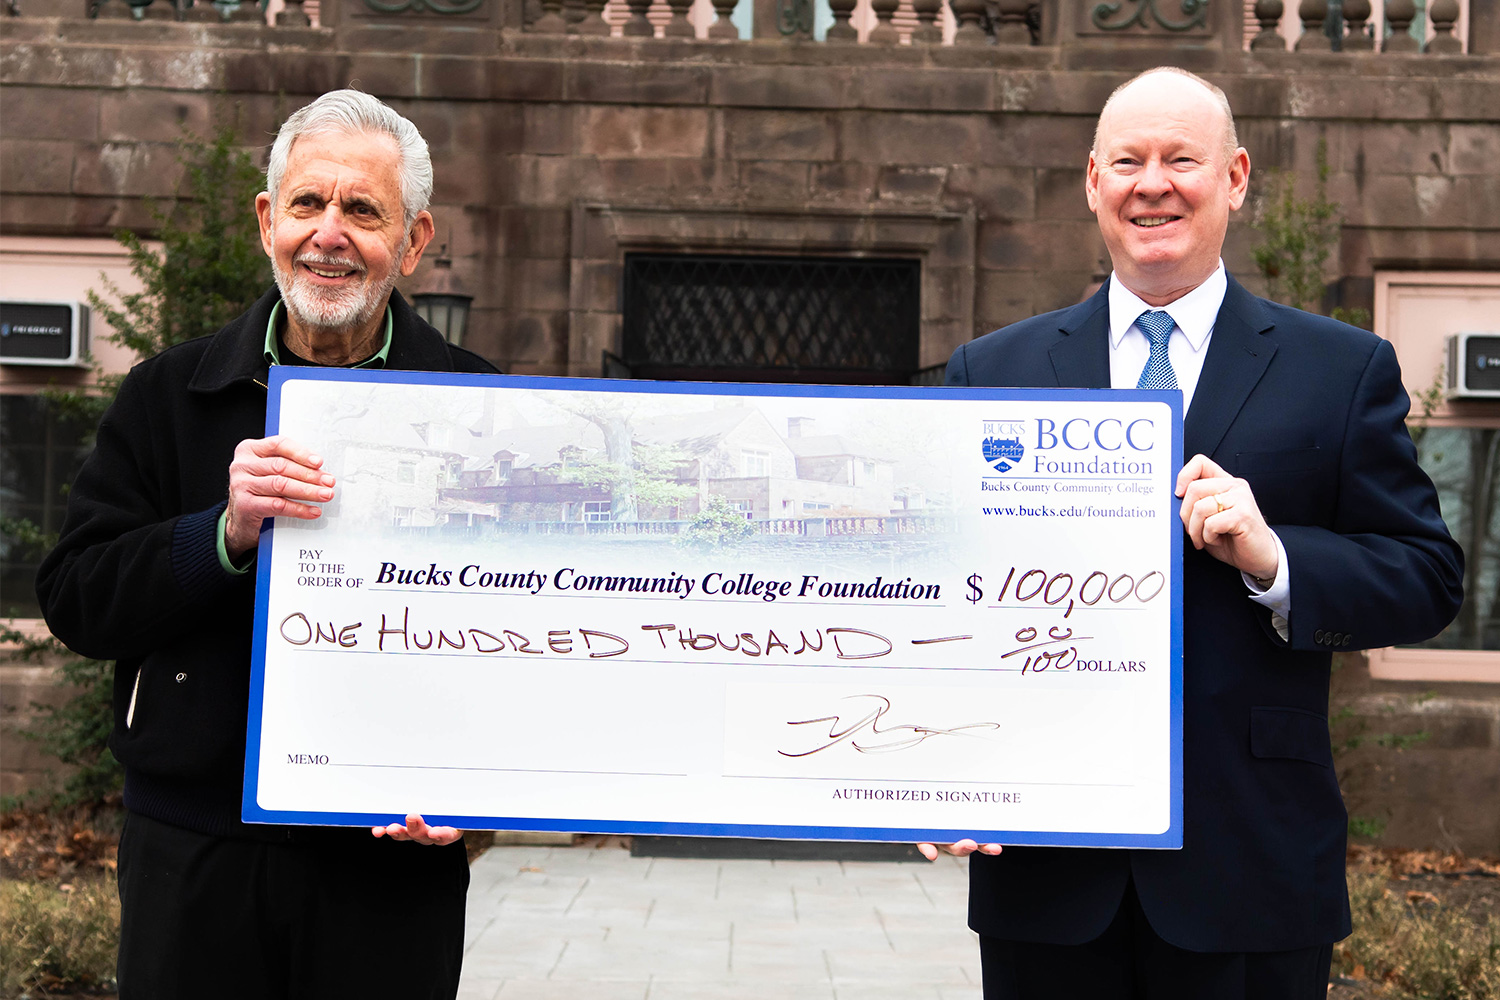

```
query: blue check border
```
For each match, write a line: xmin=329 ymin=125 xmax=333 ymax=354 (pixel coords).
xmin=244 ymin=369 xmax=1184 ymax=849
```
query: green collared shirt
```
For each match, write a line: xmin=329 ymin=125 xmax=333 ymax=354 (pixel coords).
xmin=216 ymin=302 xmax=395 ymax=575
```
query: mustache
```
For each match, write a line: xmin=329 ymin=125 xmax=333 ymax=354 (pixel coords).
xmin=295 ymin=252 xmax=366 ymax=274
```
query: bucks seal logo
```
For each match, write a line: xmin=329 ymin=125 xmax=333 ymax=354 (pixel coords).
xmin=982 ymin=434 xmax=1024 ymax=473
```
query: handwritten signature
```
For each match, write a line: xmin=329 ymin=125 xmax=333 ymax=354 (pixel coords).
xmin=780 ymin=694 xmax=1000 ymax=757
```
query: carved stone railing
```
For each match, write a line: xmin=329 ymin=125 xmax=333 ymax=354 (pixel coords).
xmin=418 ymin=515 xmax=956 ymax=538
xmin=515 ymin=0 xmax=1041 ymax=44
xmin=59 ymin=0 xmax=1040 ymax=43
xmin=75 ymin=0 xmax=313 ymax=22
xmin=1248 ymin=0 xmax=1467 ymax=51
xmin=20 ymin=0 xmax=1473 ymax=52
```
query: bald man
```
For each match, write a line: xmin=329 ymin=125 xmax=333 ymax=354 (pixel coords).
xmin=936 ymin=67 xmax=1462 ymax=1000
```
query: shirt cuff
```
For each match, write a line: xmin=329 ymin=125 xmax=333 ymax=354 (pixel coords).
xmin=217 ymin=508 xmax=255 ymax=576
xmin=1244 ymin=530 xmax=1290 ymax=641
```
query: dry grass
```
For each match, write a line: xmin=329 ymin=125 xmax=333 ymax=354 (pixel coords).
xmin=1335 ymin=850 xmax=1500 ymax=1000
xmin=0 ymin=878 xmax=118 ymax=997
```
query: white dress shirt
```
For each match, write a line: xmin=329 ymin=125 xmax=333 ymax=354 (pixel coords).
xmin=1104 ymin=261 xmax=1292 ymax=637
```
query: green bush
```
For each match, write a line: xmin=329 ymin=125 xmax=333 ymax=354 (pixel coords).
xmin=679 ymin=494 xmax=755 ymax=549
xmin=4 ymin=114 xmax=269 ymax=813
xmin=0 ymin=879 xmax=118 ymax=995
xmin=3 ymin=627 xmax=120 ymax=810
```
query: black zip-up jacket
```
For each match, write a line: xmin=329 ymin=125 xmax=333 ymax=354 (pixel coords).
xmin=36 ymin=287 xmax=498 ymax=838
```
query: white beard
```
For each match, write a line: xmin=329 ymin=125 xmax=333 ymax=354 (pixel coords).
xmin=272 ymin=235 xmax=406 ymax=336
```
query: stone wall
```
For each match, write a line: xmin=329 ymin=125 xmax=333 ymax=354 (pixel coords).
xmin=0 ymin=655 xmax=83 ymax=801
xmin=1334 ymin=662 xmax=1500 ymax=855
xmin=3 ymin=7 xmax=1500 ymax=847
xmin=4 ymin=16 xmax=1499 ymax=376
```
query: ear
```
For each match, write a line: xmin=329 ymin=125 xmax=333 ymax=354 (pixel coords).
xmin=400 ymin=211 xmax=437 ymax=277
xmin=1226 ymin=147 xmax=1251 ymax=212
xmin=1085 ymin=151 xmax=1101 ymax=214
xmin=255 ymin=192 xmax=274 ymax=259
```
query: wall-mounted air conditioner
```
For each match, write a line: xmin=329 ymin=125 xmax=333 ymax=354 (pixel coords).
xmin=0 ymin=300 xmax=90 ymax=367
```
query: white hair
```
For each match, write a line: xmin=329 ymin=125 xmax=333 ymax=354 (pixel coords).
xmin=265 ymin=89 xmax=432 ymax=226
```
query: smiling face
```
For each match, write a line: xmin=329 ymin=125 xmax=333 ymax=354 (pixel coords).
xmin=256 ymin=130 xmax=434 ymax=360
xmin=1086 ymin=73 xmax=1250 ymax=306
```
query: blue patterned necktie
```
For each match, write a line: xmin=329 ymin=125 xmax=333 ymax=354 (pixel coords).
xmin=1135 ymin=310 xmax=1179 ymax=391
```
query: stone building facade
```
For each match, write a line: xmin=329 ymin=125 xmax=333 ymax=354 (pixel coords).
xmin=3 ymin=0 xmax=1500 ymax=851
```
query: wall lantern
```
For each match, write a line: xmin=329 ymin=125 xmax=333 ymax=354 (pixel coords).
xmin=411 ymin=245 xmax=473 ymax=347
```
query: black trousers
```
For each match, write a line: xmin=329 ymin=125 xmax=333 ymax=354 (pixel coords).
xmin=116 ymin=811 xmax=470 ymax=1000
xmin=980 ymin=879 xmax=1334 ymax=1000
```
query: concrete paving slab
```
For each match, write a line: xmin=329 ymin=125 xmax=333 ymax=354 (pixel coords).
xmin=459 ymin=844 xmax=979 ymax=999
xmin=456 ymin=977 xmax=504 ymax=1000
xmin=496 ymin=982 xmax=651 ymax=999
xmin=647 ymin=981 xmax=836 ymax=1000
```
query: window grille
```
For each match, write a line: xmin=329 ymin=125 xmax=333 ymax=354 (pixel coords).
xmin=618 ymin=253 xmax=921 ymax=385
xmin=0 ymin=394 xmax=94 ymax=619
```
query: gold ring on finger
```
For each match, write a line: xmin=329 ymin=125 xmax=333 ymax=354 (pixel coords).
xmin=1214 ymin=494 xmax=1227 ymax=513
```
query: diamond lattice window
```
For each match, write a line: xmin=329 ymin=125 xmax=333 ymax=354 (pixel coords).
xmin=617 ymin=254 xmax=921 ymax=385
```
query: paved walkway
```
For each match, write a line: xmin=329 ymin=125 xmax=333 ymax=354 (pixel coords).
xmin=458 ymin=841 xmax=982 ymax=1000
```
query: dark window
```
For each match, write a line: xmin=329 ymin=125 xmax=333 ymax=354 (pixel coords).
xmin=618 ymin=254 xmax=921 ymax=385
xmin=1 ymin=394 xmax=95 ymax=619
xmin=1407 ymin=426 xmax=1500 ymax=651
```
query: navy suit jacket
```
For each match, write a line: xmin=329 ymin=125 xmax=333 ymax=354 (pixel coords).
xmin=945 ymin=275 xmax=1463 ymax=952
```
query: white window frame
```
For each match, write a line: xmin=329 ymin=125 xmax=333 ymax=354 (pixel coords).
xmin=1369 ymin=270 xmax=1500 ymax=683
xmin=1 ymin=236 xmax=149 ymax=635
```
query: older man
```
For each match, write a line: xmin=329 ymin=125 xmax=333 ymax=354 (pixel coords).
xmin=935 ymin=68 xmax=1462 ymax=999
xmin=37 ymin=90 xmax=495 ymax=999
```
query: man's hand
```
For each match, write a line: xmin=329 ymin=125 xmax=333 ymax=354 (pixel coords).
xmin=917 ymin=840 xmax=1002 ymax=861
xmin=224 ymin=436 xmax=336 ymax=559
xmin=371 ymin=813 xmax=463 ymax=846
xmin=1175 ymin=454 xmax=1278 ymax=581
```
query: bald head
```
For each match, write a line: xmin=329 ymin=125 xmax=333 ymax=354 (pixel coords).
xmin=1084 ymin=65 xmax=1251 ymax=304
xmin=1093 ymin=68 xmax=1239 ymax=167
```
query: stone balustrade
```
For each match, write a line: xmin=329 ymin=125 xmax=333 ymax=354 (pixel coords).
xmin=17 ymin=0 xmax=1478 ymax=52
xmin=23 ymin=0 xmax=1042 ymax=45
xmin=406 ymin=515 xmax=956 ymax=538
xmin=1250 ymin=0 xmax=1467 ymax=51
xmin=80 ymin=0 xmax=312 ymax=22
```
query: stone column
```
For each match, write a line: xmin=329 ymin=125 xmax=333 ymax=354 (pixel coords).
xmin=275 ymin=0 xmax=310 ymax=25
xmin=621 ymin=0 xmax=654 ymax=35
xmin=911 ymin=0 xmax=942 ymax=41
xmin=1249 ymin=0 xmax=1285 ymax=48
xmin=1382 ymin=0 xmax=1418 ymax=50
xmin=1426 ymin=0 xmax=1461 ymax=51
xmin=531 ymin=0 xmax=569 ymax=31
xmin=663 ymin=0 xmax=695 ymax=35
xmin=1295 ymin=0 xmax=1331 ymax=48
xmin=1342 ymin=0 xmax=1372 ymax=48
xmin=952 ymin=0 xmax=987 ymax=43
xmin=992 ymin=0 xmax=1030 ymax=42
xmin=576 ymin=0 xmax=610 ymax=33
xmin=709 ymin=0 xmax=740 ymax=36
xmin=869 ymin=0 xmax=901 ymax=41
xmin=826 ymin=0 xmax=857 ymax=39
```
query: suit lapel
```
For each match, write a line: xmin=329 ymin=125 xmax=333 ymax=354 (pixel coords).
xmin=1185 ymin=275 xmax=1277 ymax=461
xmin=1049 ymin=283 xmax=1111 ymax=389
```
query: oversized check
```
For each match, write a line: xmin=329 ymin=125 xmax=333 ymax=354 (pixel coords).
xmin=245 ymin=370 xmax=1183 ymax=848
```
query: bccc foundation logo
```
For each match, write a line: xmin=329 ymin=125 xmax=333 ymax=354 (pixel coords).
xmin=981 ymin=419 xmax=1026 ymax=473
xmin=984 ymin=416 xmax=1159 ymax=476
